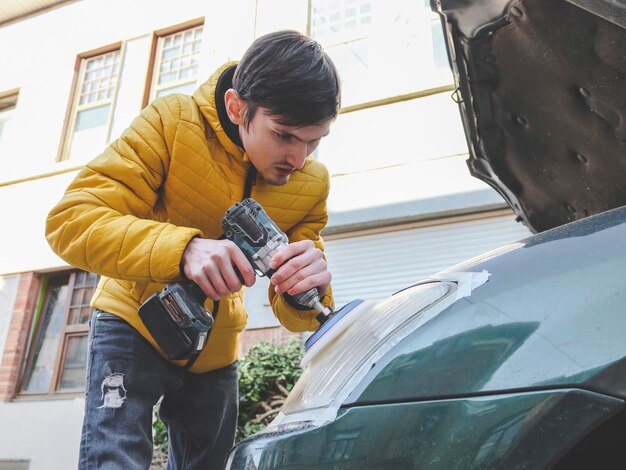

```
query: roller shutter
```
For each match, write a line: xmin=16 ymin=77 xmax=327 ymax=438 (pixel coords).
xmin=324 ymin=211 xmax=532 ymax=308
xmin=244 ymin=210 xmax=531 ymax=327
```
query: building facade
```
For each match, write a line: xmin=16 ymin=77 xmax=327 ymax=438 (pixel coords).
xmin=0 ymin=0 xmax=531 ymax=467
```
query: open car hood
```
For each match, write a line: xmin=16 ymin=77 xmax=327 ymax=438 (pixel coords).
xmin=433 ymin=0 xmax=626 ymax=232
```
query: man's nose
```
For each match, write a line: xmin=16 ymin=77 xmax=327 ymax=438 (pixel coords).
xmin=286 ymin=143 xmax=308 ymax=169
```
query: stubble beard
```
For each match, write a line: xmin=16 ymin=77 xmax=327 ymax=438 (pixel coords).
xmin=258 ymin=168 xmax=289 ymax=186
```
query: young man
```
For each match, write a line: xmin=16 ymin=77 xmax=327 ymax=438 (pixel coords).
xmin=46 ymin=30 xmax=340 ymax=469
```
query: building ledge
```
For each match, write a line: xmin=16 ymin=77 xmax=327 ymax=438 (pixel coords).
xmin=325 ymin=188 xmax=509 ymax=234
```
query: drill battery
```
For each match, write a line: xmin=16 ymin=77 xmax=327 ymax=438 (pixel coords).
xmin=138 ymin=281 xmax=213 ymax=360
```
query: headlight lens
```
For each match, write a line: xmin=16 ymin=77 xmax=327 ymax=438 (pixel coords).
xmin=272 ymin=280 xmax=457 ymax=427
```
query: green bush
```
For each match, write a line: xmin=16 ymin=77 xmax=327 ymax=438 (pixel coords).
xmin=152 ymin=403 xmax=168 ymax=469
xmin=151 ymin=337 xmax=305 ymax=461
xmin=237 ymin=338 xmax=304 ymax=440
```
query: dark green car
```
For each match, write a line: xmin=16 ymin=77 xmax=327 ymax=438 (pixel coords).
xmin=227 ymin=0 xmax=626 ymax=468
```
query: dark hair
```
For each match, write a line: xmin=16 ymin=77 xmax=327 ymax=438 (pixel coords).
xmin=233 ymin=30 xmax=341 ymax=128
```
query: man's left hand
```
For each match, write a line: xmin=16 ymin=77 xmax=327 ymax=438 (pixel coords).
xmin=269 ymin=240 xmax=331 ymax=297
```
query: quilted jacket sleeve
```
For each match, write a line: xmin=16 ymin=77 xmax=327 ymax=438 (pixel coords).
xmin=268 ymin=168 xmax=335 ymax=332
xmin=46 ymin=96 xmax=203 ymax=283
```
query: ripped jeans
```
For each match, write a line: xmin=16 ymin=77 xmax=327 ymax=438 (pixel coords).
xmin=79 ymin=310 xmax=238 ymax=470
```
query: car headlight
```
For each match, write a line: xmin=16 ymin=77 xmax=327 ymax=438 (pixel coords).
xmin=269 ymin=276 xmax=475 ymax=429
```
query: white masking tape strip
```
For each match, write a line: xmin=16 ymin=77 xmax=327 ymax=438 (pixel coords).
xmin=432 ymin=269 xmax=491 ymax=299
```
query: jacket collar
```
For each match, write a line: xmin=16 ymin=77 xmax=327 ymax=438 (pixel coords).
xmin=193 ymin=61 xmax=248 ymax=162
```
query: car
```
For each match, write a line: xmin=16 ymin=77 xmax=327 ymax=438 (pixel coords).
xmin=226 ymin=0 xmax=626 ymax=468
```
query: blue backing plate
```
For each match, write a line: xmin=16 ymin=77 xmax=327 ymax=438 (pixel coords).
xmin=305 ymin=299 xmax=364 ymax=352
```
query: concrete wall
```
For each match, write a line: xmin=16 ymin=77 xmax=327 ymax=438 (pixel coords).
xmin=0 ymin=0 xmax=489 ymax=277
xmin=0 ymin=276 xmax=19 ymax=364
xmin=0 ymin=399 xmax=84 ymax=469
xmin=0 ymin=0 xmax=309 ymax=277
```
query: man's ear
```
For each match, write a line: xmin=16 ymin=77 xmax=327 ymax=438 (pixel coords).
xmin=224 ymin=88 xmax=246 ymax=126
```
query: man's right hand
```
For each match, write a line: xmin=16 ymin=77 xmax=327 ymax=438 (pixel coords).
xmin=181 ymin=238 xmax=256 ymax=301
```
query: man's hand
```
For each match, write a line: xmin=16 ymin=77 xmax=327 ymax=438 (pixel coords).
xmin=182 ymin=238 xmax=256 ymax=301
xmin=269 ymin=240 xmax=331 ymax=297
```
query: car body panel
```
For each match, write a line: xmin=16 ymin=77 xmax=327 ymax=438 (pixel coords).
xmin=227 ymin=389 xmax=622 ymax=469
xmin=227 ymin=1 xmax=626 ymax=467
xmin=347 ymin=206 xmax=626 ymax=405
xmin=228 ymin=208 xmax=626 ymax=469
xmin=434 ymin=0 xmax=626 ymax=232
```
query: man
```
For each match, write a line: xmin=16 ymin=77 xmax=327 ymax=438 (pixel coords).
xmin=46 ymin=30 xmax=340 ymax=469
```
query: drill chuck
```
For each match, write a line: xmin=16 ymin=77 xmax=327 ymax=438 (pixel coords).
xmin=293 ymin=288 xmax=331 ymax=320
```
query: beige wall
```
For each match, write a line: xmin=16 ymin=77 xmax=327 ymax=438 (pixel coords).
xmin=0 ymin=399 xmax=84 ymax=469
xmin=0 ymin=275 xmax=19 ymax=364
xmin=0 ymin=3 xmax=307 ymax=468
xmin=0 ymin=0 xmax=486 ymax=277
xmin=0 ymin=0 xmax=310 ymax=277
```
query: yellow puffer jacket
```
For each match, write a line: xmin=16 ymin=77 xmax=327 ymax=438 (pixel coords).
xmin=46 ymin=62 xmax=333 ymax=373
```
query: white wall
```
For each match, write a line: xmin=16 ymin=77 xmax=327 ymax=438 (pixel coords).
xmin=0 ymin=399 xmax=84 ymax=469
xmin=0 ymin=0 xmax=497 ymax=276
xmin=0 ymin=172 xmax=76 ymax=275
xmin=0 ymin=0 xmax=310 ymax=276
xmin=0 ymin=275 xmax=19 ymax=360
xmin=0 ymin=0 xmax=308 ymax=183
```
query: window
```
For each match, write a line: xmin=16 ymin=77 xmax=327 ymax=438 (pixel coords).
xmin=20 ymin=270 xmax=98 ymax=395
xmin=148 ymin=24 xmax=204 ymax=101
xmin=0 ymin=91 xmax=18 ymax=153
xmin=60 ymin=48 xmax=122 ymax=161
xmin=309 ymin=0 xmax=452 ymax=107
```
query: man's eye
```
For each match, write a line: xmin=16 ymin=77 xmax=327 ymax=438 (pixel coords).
xmin=277 ymin=133 xmax=293 ymax=142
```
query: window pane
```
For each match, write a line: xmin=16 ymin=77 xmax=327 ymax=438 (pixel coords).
xmin=68 ymin=105 xmax=111 ymax=161
xmin=22 ymin=283 xmax=69 ymax=393
xmin=162 ymin=46 xmax=180 ymax=60
xmin=59 ymin=335 xmax=88 ymax=390
xmin=156 ymin=82 xmax=196 ymax=98
xmin=75 ymin=270 xmax=87 ymax=286
xmin=74 ymin=104 xmax=110 ymax=131
xmin=69 ymin=272 xmax=98 ymax=325
xmin=179 ymin=67 xmax=192 ymax=79
xmin=63 ymin=50 xmax=120 ymax=161
xmin=68 ymin=307 xmax=81 ymax=324
xmin=158 ymin=71 xmax=177 ymax=85
xmin=310 ymin=0 xmax=453 ymax=106
xmin=0 ymin=105 xmax=15 ymax=141
xmin=68 ymin=290 xmax=94 ymax=324
xmin=87 ymin=271 xmax=98 ymax=285
xmin=431 ymin=18 xmax=448 ymax=70
xmin=152 ymin=25 xmax=203 ymax=99
xmin=22 ymin=271 xmax=96 ymax=394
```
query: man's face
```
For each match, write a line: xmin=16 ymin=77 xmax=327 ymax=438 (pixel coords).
xmin=239 ymin=108 xmax=331 ymax=186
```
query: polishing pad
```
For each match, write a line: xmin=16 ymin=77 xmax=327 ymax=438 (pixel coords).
xmin=302 ymin=299 xmax=375 ymax=366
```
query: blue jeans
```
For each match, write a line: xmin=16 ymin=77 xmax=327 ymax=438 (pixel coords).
xmin=79 ymin=310 xmax=238 ymax=470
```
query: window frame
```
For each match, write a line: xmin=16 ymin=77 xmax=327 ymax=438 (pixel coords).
xmin=56 ymin=42 xmax=124 ymax=162
xmin=0 ymin=88 xmax=19 ymax=112
xmin=18 ymin=270 xmax=97 ymax=397
xmin=142 ymin=18 xmax=205 ymax=108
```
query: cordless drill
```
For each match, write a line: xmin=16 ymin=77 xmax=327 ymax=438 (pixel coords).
xmin=139 ymin=198 xmax=332 ymax=360
xmin=221 ymin=198 xmax=332 ymax=321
